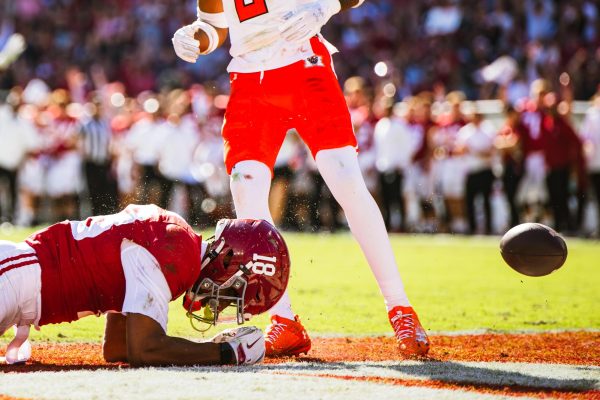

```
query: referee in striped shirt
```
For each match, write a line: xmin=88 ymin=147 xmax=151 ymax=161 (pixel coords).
xmin=78 ymin=98 xmax=117 ymax=215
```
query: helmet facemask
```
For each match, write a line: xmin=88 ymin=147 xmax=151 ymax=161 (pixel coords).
xmin=184 ymin=237 xmax=252 ymax=331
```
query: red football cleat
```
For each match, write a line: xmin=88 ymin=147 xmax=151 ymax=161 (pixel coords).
xmin=388 ymin=306 xmax=430 ymax=358
xmin=265 ymin=315 xmax=311 ymax=357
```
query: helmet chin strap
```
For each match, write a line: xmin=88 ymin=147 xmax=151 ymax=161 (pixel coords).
xmin=188 ymin=306 xmax=216 ymax=333
xmin=201 ymin=238 xmax=226 ymax=269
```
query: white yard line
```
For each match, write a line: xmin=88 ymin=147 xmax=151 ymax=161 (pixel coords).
xmin=0 ymin=368 xmax=532 ymax=400
xmin=262 ymin=361 xmax=600 ymax=391
xmin=1 ymin=361 xmax=598 ymax=400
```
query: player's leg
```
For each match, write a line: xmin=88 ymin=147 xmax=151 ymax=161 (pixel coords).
xmin=229 ymin=160 xmax=273 ymax=223
xmin=222 ymin=69 xmax=282 ymax=225
xmin=229 ymin=160 xmax=293 ymax=321
xmin=298 ymin=37 xmax=412 ymax=311
xmin=297 ymin=37 xmax=429 ymax=357
xmin=315 ymin=147 xmax=429 ymax=356
xmin=315 ymin=147 xmax=410 ymax=309
xmin=221 ymin=70 xmax=305 ymax=356
xmin=0 ymin=240 xmax=40 ymax=364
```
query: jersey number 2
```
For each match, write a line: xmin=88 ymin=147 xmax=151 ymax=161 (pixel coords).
xmin=234 ymin=0 xmax=268 ymax=22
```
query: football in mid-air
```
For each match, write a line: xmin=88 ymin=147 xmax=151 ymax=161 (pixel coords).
xmin=500 ymin=223 xmax=567 ymax=277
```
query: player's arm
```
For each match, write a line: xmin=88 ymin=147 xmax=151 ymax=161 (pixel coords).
xmin=103 ymin=310 xmax=242 ymax=366
xmin=172 ymin=0 xmax=228 ymax=63
xmin=125 ymin=313 xmax=224 ymax=367
xmin=195 ymin=0 xmax=229 ymax=51
xmin=126 ymin=314 xmax=267 ymax=367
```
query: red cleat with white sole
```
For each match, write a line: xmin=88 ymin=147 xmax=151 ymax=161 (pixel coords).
xmin=388 ymin=306 xmax=430 ymax=358
xmin=265 ymin=315 xmax=311 ymax=357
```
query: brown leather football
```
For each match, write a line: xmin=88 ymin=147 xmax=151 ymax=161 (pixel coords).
xmin=500 ymin=223 xmax=568 ymax=277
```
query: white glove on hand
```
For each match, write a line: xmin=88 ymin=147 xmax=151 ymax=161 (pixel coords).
xmin=210 ymin=326 xmax=265 ymax=365
xmin=279 ymin=0 xmax=341 ymax=44
xmin=172 ymin=23 xmax=202 ymax=63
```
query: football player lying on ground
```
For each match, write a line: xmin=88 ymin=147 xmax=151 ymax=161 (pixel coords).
xmin=0 ymin=204 xmax=290 ymax=367
xmin=171 ymin=0 xmax=429 ymax=358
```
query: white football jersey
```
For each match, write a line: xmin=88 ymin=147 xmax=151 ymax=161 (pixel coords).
xmin=222 ymin=0 xmax=337 ymax=72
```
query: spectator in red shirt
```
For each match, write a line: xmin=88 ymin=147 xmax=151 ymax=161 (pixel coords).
xmin=540 ymin=93 xmax=585 ymax=232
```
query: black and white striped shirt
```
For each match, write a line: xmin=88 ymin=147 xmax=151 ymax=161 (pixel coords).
xmin=79 ymin=118 xmax=112 ymax=164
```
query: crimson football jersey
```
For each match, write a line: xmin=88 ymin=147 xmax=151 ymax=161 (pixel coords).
xmin=25 ymin=204 xmax=202 ymax=326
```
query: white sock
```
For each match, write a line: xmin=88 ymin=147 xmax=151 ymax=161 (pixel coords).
xmin=315 ymin=146 xmax=411 ymax=311
xmin=230 ymin=161 xmax=274 ymax=223
xmin=267 ymin=291 xmax=295 ymax=320
xmin=229 ymin=161 xmax=296 ymax=320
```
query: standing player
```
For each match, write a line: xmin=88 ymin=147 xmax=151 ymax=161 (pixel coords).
xmin=172 ymin=0 xmax=430 ymax=358
xmin=1 ymin=204 xmax=290 ymax=367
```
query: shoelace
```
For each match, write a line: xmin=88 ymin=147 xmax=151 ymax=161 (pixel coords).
xmin=265 ymin=322 xmax=287 ymax=342
xmin=392 ymin=312 xmax=415 ymax=341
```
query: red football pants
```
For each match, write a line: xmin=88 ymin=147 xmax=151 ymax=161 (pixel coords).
xmin=222 ymin=36 xmax=356 ymax=174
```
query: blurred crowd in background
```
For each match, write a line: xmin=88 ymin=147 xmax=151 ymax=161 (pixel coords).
xmin=1 ymin=0 xmax=600 ymax=236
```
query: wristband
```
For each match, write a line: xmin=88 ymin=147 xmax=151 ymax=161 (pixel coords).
xmin=192 ymin=20 xmax=220 ymax=55
xmin=197 ymin=9 xmax=229 ymax=29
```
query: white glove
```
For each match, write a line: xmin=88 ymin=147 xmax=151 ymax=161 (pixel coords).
xmin=172 ymin=23 xmax=202 ymax=63
xmin=210 ymin=326 xmax=265 ymax=365
xmin=172 ymin=20 xmax=220 ymax=63
xmin=279 ymin=0 xmax=341 ymax=44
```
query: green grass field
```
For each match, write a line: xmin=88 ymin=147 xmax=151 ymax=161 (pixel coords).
xmin=1 ymin=227 xmax=599 ymax=343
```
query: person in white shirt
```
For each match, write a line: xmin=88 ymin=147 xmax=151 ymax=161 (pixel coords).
xmin=456 ymin=108 xmax=497 ymax=235
xmin=580 ymin=93 xmax=600 ymax=234
xmin=157 ymin=110 xmax=201 ymax=210
xmin=374 ymin=97 xmax=418 ymax=232
xmin=190 ymin=115 xmax=230 ymax=225
xmin=0 ymin=91 xmax=40 ymax=224
xmin=125 ymin=99 xmax=168 ymax=205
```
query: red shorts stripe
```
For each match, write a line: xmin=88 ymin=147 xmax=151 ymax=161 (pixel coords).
xmin=0 ymin=259 xmax=39 ymax=278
